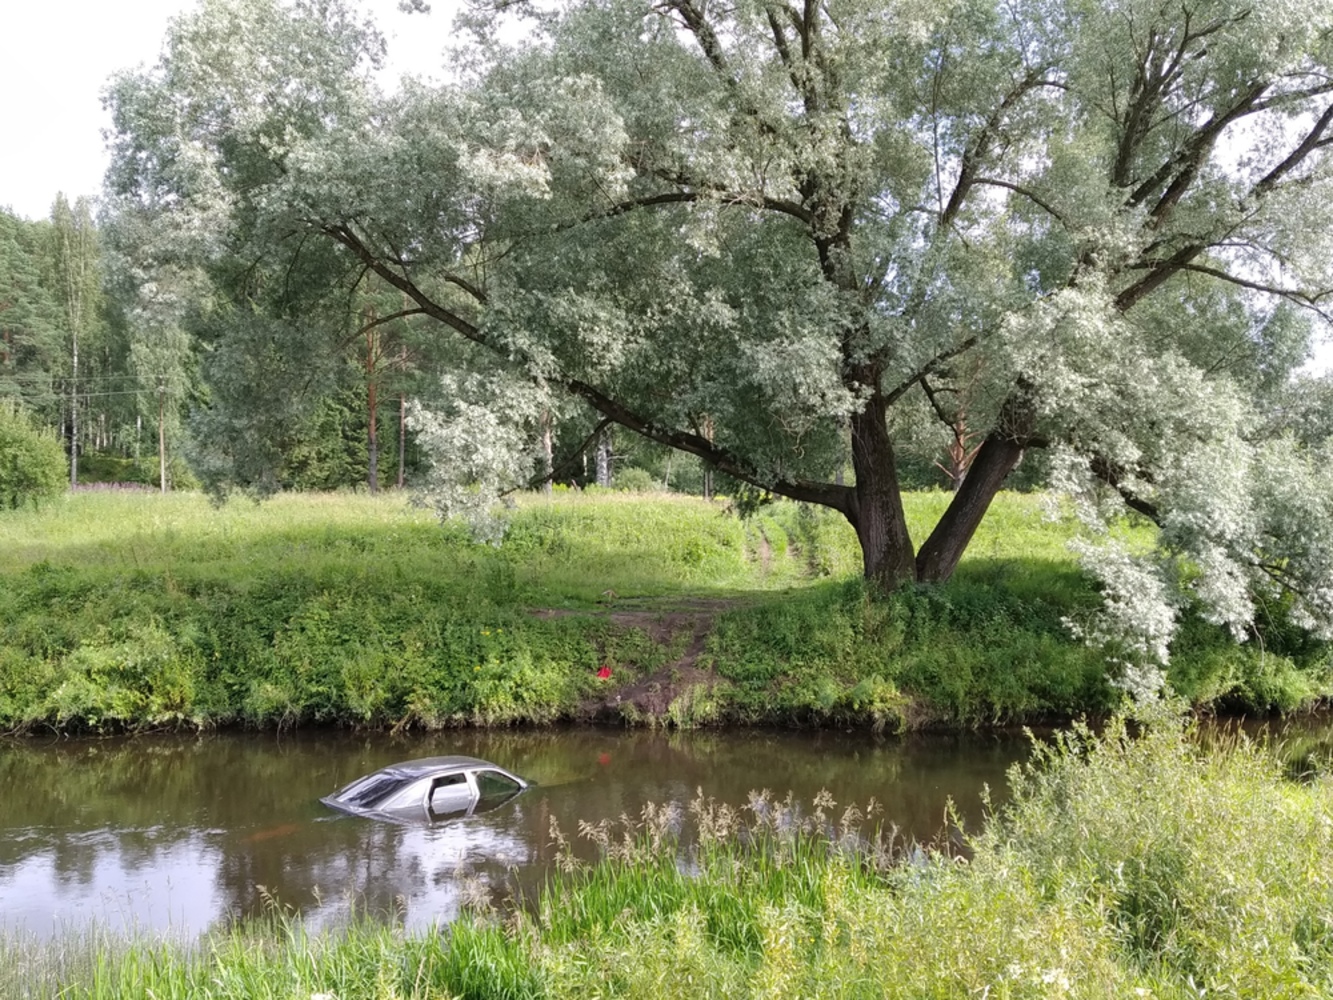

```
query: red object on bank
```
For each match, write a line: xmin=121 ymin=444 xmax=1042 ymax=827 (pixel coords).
xmin=597 ymin=665 xmax=612 ymax=679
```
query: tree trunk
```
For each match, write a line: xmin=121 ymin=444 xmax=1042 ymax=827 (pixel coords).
xmin=367 ymin=376 xmax=379 ymax=494
xmin=915 ymin=393 xmax=1034 ymax=582
xmin=398 ymin=392 xmax=406 ymax=489
xmin=595 ymin=426 xmax=612 ymax=487
xmin=701 ymin=415 xmax=714 ymax=500
xmin=847 ymin=392 xmax=917 ymax=589
xmin=540 ymin=409 xmax=554 ymax=495
xmin=69 ymin=339 xmax=78 ymax=488
xmin=158 ymin=382 xmax=167 ymax=493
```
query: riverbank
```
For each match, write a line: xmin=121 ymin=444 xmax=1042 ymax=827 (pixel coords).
xmin=0 ymin=491 xmax=1327 ymax=733
xmin=6 ymin=713 xmax=1333 ymax=999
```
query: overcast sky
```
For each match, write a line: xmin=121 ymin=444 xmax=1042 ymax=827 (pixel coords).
xmin=0 ymin=0 xmax=456 ymax=222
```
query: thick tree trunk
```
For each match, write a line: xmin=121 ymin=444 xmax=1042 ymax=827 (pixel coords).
xmin=915 ymin=393 xmax=1034 ymax=582
xmin=847 ymin=393 xmax=917 ymax=589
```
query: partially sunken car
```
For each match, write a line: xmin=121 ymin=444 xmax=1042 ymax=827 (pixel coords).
xmin=321 ymin=756 xmax=529 ymax=823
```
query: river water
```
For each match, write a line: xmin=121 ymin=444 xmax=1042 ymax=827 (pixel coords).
xmin=0 ymin=726 xmax=1034 ymax=938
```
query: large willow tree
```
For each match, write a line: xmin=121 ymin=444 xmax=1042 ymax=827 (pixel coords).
xmin=107 ymin=0 xmax=1333 ymax=658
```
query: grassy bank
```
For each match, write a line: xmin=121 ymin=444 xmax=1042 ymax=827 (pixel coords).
xmin=7 ymin=714 xmax=1333 ymax=998
xmin=0 ymin=490 xmax=1326 ymax=733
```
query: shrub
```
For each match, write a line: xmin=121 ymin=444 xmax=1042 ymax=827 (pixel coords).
xmin=613 ymin=467 xmax=659 ymax=493
xmin=0 ymin=403 xmax=66 ymax=509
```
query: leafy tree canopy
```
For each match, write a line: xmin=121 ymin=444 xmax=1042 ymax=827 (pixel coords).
xmin=106 ymin=0 xmax=1333 ymax=674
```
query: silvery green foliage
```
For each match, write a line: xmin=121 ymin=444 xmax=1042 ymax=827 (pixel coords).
xmin=1055 ymin=370 xmax=1333 ymax=670
xmin=407 ymin=370 xmax=555 ymax=543
xmin=105 ymin=0 xmax=1333 ymax=653
xmin=1064 ymin=540 xmax=1174 ymax=701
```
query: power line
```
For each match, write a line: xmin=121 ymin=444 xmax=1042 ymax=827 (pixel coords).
xmin=3 ymin=388 xmax=185 ymax=401
xmin=0 ymin=372 xmax=187 ymax=384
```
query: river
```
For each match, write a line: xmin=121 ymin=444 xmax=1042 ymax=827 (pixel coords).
xmin=0 ymin=726 xmax=1035 ymax=938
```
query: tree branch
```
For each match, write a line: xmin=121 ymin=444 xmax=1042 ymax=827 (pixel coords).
xmin=356 ymin=307 xmax=428 ymax=337
xmin=324 ymin=223 xmax=488 ymax=344
xmin=920 ymin=376 xmax=957 ymax=427
xmin=567 ymin=378 xmax=854 ymax=512
xmin=326 ymin=219 xmax=851 ymax=512
xmin=974 ymin=178 xmax=1069 ymax=225
xmin=659 ymin=0 xmax=729 ymax=75
xmin=941 ymin=71 xmax=1055 ymax=230
xmin=1152 ymin=261 xmax=1333 ymax=321
xmin=1253 ymin=102 xmax=1333 ymax=197
xmin=501 ymin=417 xmax=613 ymax=496
xmin=1089 ymin=454 xmax=1161 ymax=524
xmin=444 ymin=274 xmax=488 ymax=304
xmin=883 ymin=336 xmax=979 ymax=405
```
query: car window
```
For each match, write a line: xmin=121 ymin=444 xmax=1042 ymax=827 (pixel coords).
xmin=429 ymin=772 xmax=475 ymax=818
xmin=340 ymin=773 xmax=410 ymax=808
xmin=474 ymin=770 xmax=521 ymax=798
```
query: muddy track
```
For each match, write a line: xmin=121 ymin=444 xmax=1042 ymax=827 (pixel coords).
xmin=530 ymin=598 xmax=746 ymax=720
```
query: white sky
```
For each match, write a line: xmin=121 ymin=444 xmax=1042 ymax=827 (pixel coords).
xmin=0 ymin=0 xmax=457 ymax=222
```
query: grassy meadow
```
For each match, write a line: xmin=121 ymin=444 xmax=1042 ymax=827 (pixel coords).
xmin=0 ymin=488 xmax=1326 ymax=733
xmin=8 ymin=714 xmax=1333 ymax=998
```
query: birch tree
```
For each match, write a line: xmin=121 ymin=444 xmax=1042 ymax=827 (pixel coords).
xmin=49 ymin=195 xmax=102 ymax=487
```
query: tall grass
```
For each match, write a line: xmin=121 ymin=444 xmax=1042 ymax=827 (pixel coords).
xmin=0 ymin=490 xmax=1325 ymax=732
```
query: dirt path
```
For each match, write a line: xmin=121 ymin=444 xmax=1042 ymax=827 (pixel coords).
xmin=531 ymin=597 xmax=745 ymax=720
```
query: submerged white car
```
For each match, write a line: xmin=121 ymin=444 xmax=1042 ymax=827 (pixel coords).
xmin=321 ymin=756 xmax=529 ymax=823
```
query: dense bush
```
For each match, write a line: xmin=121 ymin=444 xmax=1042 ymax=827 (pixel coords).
xmin=0 ymin=403 xmax=66 ymax=509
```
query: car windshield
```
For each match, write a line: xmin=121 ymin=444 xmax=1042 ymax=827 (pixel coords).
xmin=338 ymin=772 xmax=411 ymax=808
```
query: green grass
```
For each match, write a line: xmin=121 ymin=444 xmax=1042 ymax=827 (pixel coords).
xmin=0 ymin=489 xmax=1325 ymax=732
xmin=12 ymin=712 xmax=1333 ymax=998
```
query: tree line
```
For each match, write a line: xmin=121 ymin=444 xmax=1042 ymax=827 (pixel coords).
xmin=0 ymin=195 xmax=440 ymax=494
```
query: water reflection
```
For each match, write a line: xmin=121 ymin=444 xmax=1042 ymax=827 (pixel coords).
xmin=0 ymin=727 xmax=1031 ymax=938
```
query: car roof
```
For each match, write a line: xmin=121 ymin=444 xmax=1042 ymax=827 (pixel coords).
xmin=379 ymin=756 xmax=500 ymax=778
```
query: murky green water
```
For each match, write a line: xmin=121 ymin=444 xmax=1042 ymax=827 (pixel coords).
xmin=0 ymin=726 xmax=1038 ymax=937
